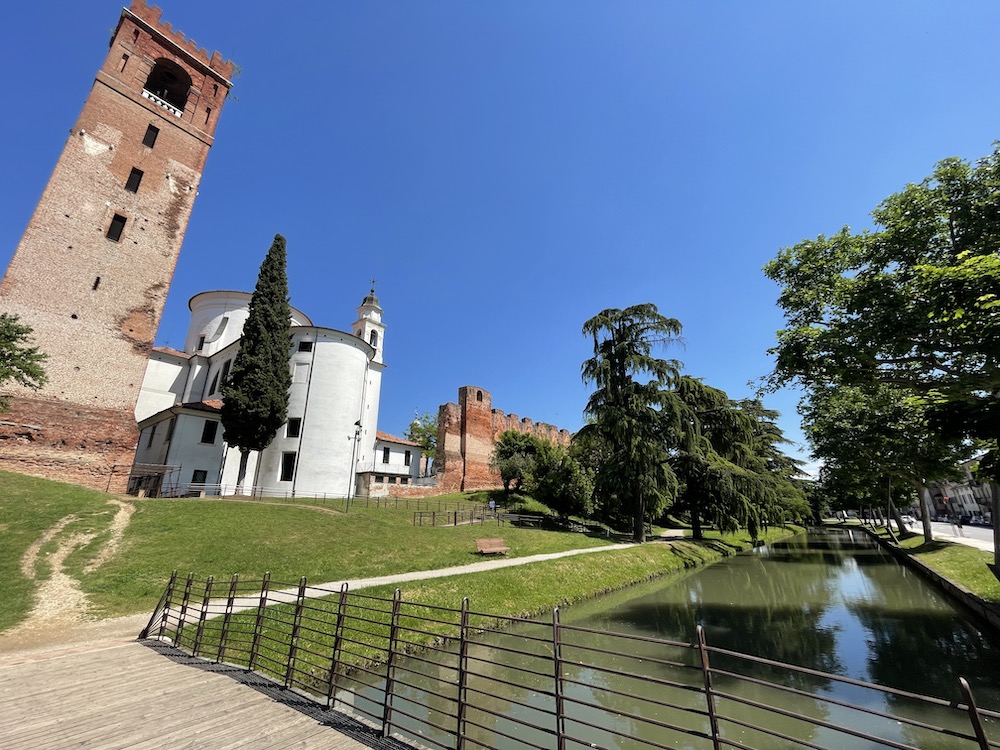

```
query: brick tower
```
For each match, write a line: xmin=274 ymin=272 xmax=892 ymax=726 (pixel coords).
xmin=0 ymin=1 xmax=234 ymax=490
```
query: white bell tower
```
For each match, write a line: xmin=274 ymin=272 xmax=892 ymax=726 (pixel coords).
xmin=352 ymin=283 xmax=386 ymax=365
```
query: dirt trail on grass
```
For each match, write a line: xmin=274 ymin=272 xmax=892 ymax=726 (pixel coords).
xmin=0 ymin=498 xmax=146 ymax=665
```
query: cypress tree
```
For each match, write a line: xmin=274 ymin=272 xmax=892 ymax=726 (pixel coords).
xmin=221 ymin=234 xmax=292 ymax=490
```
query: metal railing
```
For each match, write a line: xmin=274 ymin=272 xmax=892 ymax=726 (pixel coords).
xmin=413 ymin=508 xmax=495 ymax=526
xmin=141 ymin=572 xmax=1000 ymax=750
xmin=144 ymin=487 xmax=485 ymax=514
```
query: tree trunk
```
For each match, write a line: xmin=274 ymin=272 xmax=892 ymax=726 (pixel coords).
xmin=918 ymin=484 xmax=933 ymax=544
xmin=633 ymin=492 xmax=646 ymax=543
xmin=888 ymin=497 xmax=907 ymax=538
xmin=235 ymin=449 xmax=250 ymax=495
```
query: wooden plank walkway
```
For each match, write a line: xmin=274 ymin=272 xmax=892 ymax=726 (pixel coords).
xmin=0 ymin=639 xmax=413 ymax=749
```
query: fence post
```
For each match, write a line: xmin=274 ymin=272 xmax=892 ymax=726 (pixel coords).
xmin=697 ymin=625 xmax=723 ymax=750
xmin=217 ymin=573 xmax=240 ymax=663
xmin=248 ymin=572 xmax=272 ymax=672
xmin=284 ymin=577 xmax=309 ymax=689
xmin=139 ymin=569 xmax=176 ymax=639
xmin=457 ymin=597 xmax=471 ymax=750
xmin=553 ymin=607 xmax=567 ymax=750
xmin=158 ymin=569 xmax=178 ymax=638
xmin=192 ymin=575 xmax=215 ymax=657
xmin=381 ymin=588 xmax=403 ymax=738
xmin=959 ymin=677 xmax=990 ymax=750
xmin=175 ymin=572 xmax=196 ymax=650
xmin=325 ymin=583 xmax=350 ymax=708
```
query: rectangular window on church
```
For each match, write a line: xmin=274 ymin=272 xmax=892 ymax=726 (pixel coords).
xmin=286 ymin=418 xmax=301 ymax=438
xmin=146 ymin=424 xmax=157 ymax=448
xmin=280 ymin=452 xmax=296 ymax=482
xmin=405 ymin=450 xmax=411 ymax=466
xmin=200 ymin=420 xmax=218 ymax=444
xmin=298 ymin=341 xmax=313 ymax=352
xmin=382 ymin=447 xmax=390 ymax=464
xmin=125 ymin=167 xmax=144 ymax=193
xmin=106 ymin=214 xmax=127 ymax=242
xmin=191 ymin=469 xmax=208 ymax=485
xmin=143 ymin=124 xmax=159 ymax=148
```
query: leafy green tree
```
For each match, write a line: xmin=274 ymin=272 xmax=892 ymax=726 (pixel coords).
xmin=665 ymin=378 xmax=765 ymax=540
xmin=0 ymin=314 xmax=47 ymax=412
xmin=221 ymin=234 xmax=293 ymax=491
xmin=579 ymin=304 xmax=683 ymax=542
xmin=405 ymin=411 xmax=438 ymax=469
xmin=490 ymin=430 xmax=539 ymax=495
xmin=527 ymin=441 xmax=594 ymax=520
xmin=764 ymin=147 xmax=1000 ymax=479
xmin=801 ymin=383 xmax=968 ymax=542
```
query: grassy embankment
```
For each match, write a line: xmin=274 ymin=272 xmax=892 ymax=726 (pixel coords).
xmin=859 ymin=521 xmax=1000 ymax=604
xmin=2 ymin=469 xmax=794 ymax=635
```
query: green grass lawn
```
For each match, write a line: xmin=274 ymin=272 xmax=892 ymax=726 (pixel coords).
xmin=0 ymin=471 xmax=114 ymax=631
xmin=2 ymin=471 xmax=624 ymax=624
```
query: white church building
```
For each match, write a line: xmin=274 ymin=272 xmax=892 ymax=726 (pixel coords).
xmin=129 ymin=287 xmax=420 ymax=498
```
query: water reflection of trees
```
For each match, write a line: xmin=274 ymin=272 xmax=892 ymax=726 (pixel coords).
xmin=845 ymin=562 xmax=1000 ymax=747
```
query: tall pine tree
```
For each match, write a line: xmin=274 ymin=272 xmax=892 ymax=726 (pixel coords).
xmin=221 ymin=234 xmax=292 ymax=491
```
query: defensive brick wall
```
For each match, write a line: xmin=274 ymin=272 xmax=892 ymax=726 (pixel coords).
xmin=432 ymin=385 xmax=572 ymax=493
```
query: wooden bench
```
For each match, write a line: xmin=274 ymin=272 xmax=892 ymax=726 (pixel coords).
xmin=475 ymin=537 xmax=510 ymax=555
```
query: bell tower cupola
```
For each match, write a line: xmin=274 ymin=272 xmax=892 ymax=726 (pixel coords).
xmin=352 ymin=282 xmax=386 ymax=365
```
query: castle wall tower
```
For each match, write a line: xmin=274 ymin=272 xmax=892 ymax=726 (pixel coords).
xmin=0 ymin=1 xmax=234 ymax=490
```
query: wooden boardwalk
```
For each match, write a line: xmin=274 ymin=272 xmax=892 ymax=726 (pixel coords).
xmin=0 ymin=639 xmax=412 ymax=749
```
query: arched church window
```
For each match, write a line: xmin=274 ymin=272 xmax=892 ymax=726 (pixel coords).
xmin=370 ymin=330 xmax=378 ymax=348
xmin=476 ymin=390 xmax=483 ymax=402
xmin=142 ymin=58 xmax=191 ymax=112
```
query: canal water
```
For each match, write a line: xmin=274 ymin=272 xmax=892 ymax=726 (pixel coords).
xmin=346 ymin=527 xmax=1000 ymax=748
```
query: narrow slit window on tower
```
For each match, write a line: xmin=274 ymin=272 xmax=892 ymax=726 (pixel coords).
xmin=106 ymin=214 xmax=127 ymax=242
xmin=131 ymin=29 xmax=140 ymax=44
xmin=125 ymin=167 xmax=144 ymax=193
xmin=119 ymin=54 xmax=129 ymax=72
xmin=212 ymin=83 xmax=219 ymax=98
xmin=92 ymin=277 xmax=101 ymax=291
xmin=204 ymin=107 xmax=211 ymax=125
xmin=142 ymin=124 xmax=159 ymax=148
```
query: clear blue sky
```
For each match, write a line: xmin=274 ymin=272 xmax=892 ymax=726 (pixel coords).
xmin=3 ymin=2 xmax=1000 ymax=474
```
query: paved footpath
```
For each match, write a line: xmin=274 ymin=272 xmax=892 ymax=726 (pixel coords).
xmin=0 ymin=542 xmax=639 ymax=749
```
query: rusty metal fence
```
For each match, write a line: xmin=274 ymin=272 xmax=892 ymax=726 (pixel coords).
xmin=141 ymin=572 xmax=1000 ymax=750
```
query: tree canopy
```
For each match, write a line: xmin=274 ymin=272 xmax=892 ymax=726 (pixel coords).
xmin=577 ymin=304 xmax=806 ymax=542
xmin=221 ymin=234 xmax=293 ymax=488
xmin=0 ymin=313 xmax=47 ymax=412
xmin=404 ymin=412 xmax=438 ymax=462
xmin=764 ymin=147 xmax=1000 ymax=479
xmin=578 ymin=304 xmax=683 ymax=542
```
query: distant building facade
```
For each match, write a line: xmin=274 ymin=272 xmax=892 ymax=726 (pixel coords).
xmin=0 ymin=1 xmax=234 ymax=490
xmin=130 ymin=289 xmax=385 ymax=498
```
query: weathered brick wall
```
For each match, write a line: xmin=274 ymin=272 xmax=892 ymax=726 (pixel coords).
xmin=431 ymin=385 xmax=573 ymax=493
xmin=0 ymin=1 xmax=232 ymax=491
xmin=0 ymin=397 xmax=138 ymax=492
